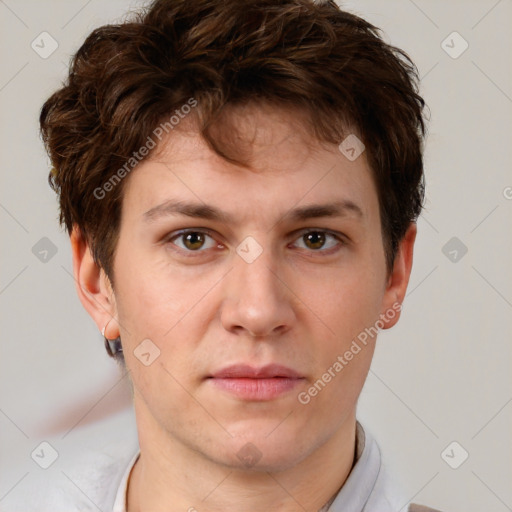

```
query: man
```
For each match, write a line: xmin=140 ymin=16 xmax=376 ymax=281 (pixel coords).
xmin=36 ymin=0 xmax=443 ymax=510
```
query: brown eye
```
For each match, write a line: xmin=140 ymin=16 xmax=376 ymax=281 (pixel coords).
xmin=183 ymin=232 xmax=206 ymax=250
xmin=169 ymin=230 xmax=218 ymax=252
xmin=292 ymin=230 xmax=342 ymax=252
xmin=303 ymin=231 xmax=326 ymax=250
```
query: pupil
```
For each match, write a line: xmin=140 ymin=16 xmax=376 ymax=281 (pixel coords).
xmin=305 ymin=232 xmax=325 ymax=249
xmin=184 ymin=232 xmax=204 ymax=250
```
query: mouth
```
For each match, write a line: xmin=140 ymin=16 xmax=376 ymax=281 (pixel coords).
xmin=207 ymin=364 xmax=305 ymax=401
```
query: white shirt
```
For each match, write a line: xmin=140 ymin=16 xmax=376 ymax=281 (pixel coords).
xmin=112 ymin=421 xmax=407 ymax=512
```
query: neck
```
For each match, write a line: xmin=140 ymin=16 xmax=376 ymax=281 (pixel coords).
xmin=127 ymin=403 xmax=357 ymax=512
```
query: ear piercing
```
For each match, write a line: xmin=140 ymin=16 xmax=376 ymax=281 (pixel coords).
xmin=102 ymin=319 xmax=123 ymax=357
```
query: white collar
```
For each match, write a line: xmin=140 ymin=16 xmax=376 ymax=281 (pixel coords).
xmin=112 ymin=450 xmax=139 ymax=512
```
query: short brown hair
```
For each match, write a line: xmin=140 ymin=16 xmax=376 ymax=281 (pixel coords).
xmin=40 ymin=0 xmax=426 ymax=281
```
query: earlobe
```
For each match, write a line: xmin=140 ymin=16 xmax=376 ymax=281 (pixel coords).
xmin=70 ymin=225 xmax=119 ymax=338
xmin=380 ymin=223 xmax=417 ymax=330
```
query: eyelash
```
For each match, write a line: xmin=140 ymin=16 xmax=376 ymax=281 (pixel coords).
xmin=164 ymin=228 xmax=347 ymax=257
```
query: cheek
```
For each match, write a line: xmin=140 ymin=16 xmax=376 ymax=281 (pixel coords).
xmin=313 ymin=268 xmax=385 ymax=341
xmin=112 ymin=241 xmax=190 ymax=337
xmin=112 ymin=246 xmax=225 ymax=373
xmin=300 ymin=263 xmax=383 ymax=405
xmin=115 ymin=275 xmax=174 ymax=339
xmin=306 ymin=290 xmax=378 ymax=414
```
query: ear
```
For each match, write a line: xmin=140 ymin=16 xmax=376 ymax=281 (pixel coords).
xmin=380 ymin=222 xmax=417 ymax=330
xmin=70 ymin=225 xmax=119 ymax=339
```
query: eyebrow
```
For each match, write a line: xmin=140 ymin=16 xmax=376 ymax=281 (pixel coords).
xmin=142 ymin=199 xmax=364 ymax=224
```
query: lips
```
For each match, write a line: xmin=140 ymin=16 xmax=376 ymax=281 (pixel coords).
xmin=208 ymin=364 xmax=304 ymax=401
xmin=210 ymin=364 xmax=302 ymax=379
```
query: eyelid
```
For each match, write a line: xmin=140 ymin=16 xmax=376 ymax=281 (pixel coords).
xmin=166 ymin=227 xmax=217 ymax=241
xmin=291 ymin=227 xmax=347 ymax=240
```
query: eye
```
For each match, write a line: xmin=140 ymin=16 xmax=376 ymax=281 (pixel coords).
xmin=168 ymin=230 xmax=219 ymax=252
xmin=292 ymin=230 xmax=343 ymax=252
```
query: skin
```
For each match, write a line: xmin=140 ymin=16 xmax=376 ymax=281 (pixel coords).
xmin=72 ymin=103 xmax=416 ymax=512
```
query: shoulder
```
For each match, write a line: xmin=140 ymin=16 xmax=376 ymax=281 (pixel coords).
xmin=357 ymin=425 xmax=446 ymax=512
xmin=5 ymin=438 xmax=137 ymax=512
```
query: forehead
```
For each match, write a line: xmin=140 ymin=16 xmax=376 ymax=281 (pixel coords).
xmin=155 ymin=102 xmax=324 ymax=170
xmin=120 ymin=104 xmax=379 ymax=227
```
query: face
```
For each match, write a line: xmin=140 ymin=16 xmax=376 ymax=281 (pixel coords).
xmin=87 ymin=104 xmax=411 ymax=472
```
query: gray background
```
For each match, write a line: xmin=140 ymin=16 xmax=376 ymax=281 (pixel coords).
xmin=1 ymin=1 xmax=511 ymax=510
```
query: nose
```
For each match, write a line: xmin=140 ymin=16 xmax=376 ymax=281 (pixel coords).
xmin=220 ymin=244 xmax=296 ymax=338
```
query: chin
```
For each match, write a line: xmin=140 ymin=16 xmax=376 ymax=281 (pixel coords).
xmin=211 ymin=428 xmax=315 ymax=473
